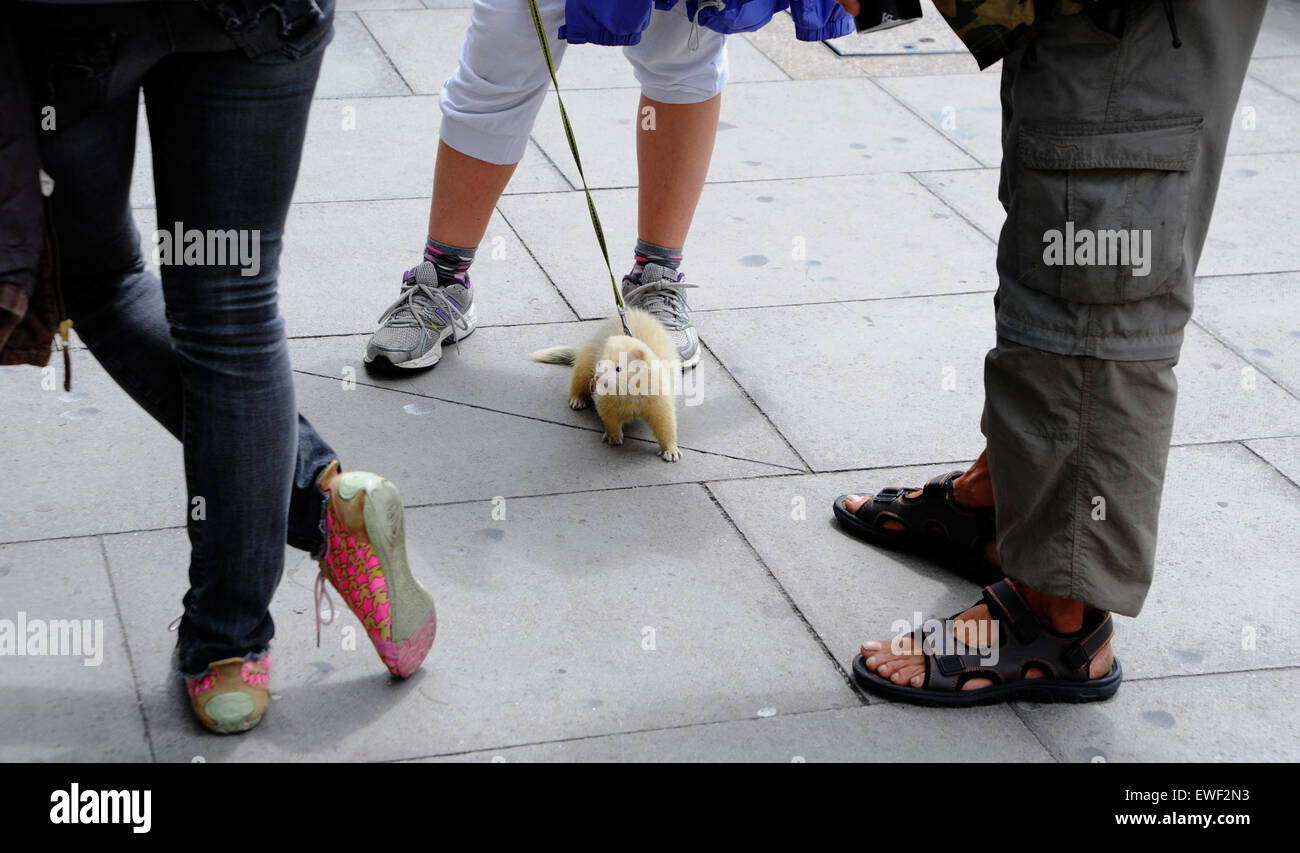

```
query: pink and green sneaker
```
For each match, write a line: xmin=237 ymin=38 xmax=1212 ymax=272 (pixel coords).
xmin=186 ymin=651 xmax=271 ymax=734
xmin=317 ymin=462 xmax=437 ymax=677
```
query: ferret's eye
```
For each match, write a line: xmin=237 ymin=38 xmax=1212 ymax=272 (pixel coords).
xmin=615 ymin=365 xmax=622 ymax=372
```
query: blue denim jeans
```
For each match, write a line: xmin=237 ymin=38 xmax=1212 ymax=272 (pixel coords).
xmin=15 ymin=0 xmax=339 ymax=675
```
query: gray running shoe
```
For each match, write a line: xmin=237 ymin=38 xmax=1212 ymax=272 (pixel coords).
xmin=621 ymin=262 xmax=700 ymax=369
xmin=365 ymin=262 xmax=476 ymax=370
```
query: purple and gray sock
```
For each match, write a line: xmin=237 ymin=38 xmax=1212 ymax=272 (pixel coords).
xmin=423 ymin=237 xmax=476 ymax=287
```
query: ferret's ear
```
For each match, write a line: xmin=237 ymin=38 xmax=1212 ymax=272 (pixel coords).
xmin=628 ymin=347 xmax=647 ymax=364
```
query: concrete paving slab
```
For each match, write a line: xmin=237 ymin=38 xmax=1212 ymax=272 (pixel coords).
xmin=131 ymin=200 xmax=575 ymax=338
xmin=362 ymin=9 xmax=787 ymax=97
xmin=826 ymin=8 xmax=968 ymax=57
xmin=0 ymin=354 xmax=186 ymax=544
xmin=1170 ymin=322 xmax=1300 ymax=445
xmin=290 ymin=368 xmax=801 ymax=505
xmin=531 ymin=79 xmax=979 ymax=190
xmin=1251 ymin=56 xmax=1300 ymax=101
xmin=876 ymin=71 xmax=1003 ymax=168
xmin=1199 ymin=153 xmax=1300 ymax=278
xmin=339 ymin=0 xmax=422 ymax=10
xmin=1255 ymin=0 xmax=1300 ymax=59
xmin=702 ymin=297 xmax=1300 ymax=473
xmin=709 ymin=443 xmax=1300 ymax=684
xmin=422 ymin=703 xmax=1051 ymax=762
xmin=0 ymin=536 xmax=151 ymax=761
xmin=129 ymin=96 xmax=570 ymax=207
xmin=1194 ymin=271 xmax=1300 ymax=398
xmin=1245 ymin=436 xmax=1300 ymax=485
xmin=910 ymin=157 xmax=1300 ymax=284
xmin=912 ymin=167 xmax=1004 ymax=242
xmin=700 ymin=294 xmax=999 ymax=472
xmin=296 ymin=96 xmax=570 ymax=203
xmin=500 ymin=173 xmax=997 ymax=318
xmin=708 ymin=467 xmax=991 ymax=675
xmin=877 ymin=73 xmax=1300 ymax=169
xmin=1016 ymin=668 xmax=1300 ymax=762
xmin=101 ymin=486 xmax=857 ymax=761
xmin=288 ymin=328 xmax=806 ymax=471
xmin=315 ymin=12 xmax=411 ymax=99
xmin=1118 ymin=443 xmax=1300 ymax=679
xmin=740 ymin=14 xmax=868 ymax=80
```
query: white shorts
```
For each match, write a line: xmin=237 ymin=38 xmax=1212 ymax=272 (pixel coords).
xmin=439 ymin=0 xmax=730 ymax=165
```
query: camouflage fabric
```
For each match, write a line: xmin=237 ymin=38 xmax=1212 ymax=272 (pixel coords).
xmin=932 ymin=0 xmax=1088 ymax=69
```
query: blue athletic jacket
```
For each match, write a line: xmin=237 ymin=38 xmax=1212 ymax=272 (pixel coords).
xmin=559 ymin=0 xmax=854 ymax=46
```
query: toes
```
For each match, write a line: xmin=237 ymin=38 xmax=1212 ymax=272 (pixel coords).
xmin=894 ymin=663 xmax=925 ymax=687
xmin=602 ymin=432 xmax=623 ymax=446
xmin=843 ymin=494 xmax=865 ymax=512
xmin=659 ymin=447 xmax=681 ymax=462
xmin=569 ymin=397 xmax=588 ymax=410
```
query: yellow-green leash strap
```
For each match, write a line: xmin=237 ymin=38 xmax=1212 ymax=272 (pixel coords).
xmin=527 ymin=0 xmax=632 ymax=336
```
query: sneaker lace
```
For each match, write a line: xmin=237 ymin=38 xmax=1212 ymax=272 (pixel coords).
xmin=376 ymin=267 xmax=471 ymax=354
xmin=623 ymin=276 xmax=697 ymax=332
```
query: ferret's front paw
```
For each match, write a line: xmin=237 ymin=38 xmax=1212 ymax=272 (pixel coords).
xmin=602 ymin=432 xmax=623 ymax=446
xmin=659 ymin=446 xmax=681 ymax=463
xmin=569 ymin=397 xmax=589 ymax=410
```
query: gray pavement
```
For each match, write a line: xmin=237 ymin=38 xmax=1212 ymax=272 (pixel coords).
xmin=3 ymin=1 xmax=1300 ymax=762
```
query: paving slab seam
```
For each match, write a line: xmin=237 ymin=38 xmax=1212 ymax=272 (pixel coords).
xmin=1117 ymin=664 xmax=1300 ymax=685
xmin=1189 ymin=316 xmax=1300 ymax=401
xmin=1241 ymin=441 xmax=1300 ymax=491
xmin=906 ymin=169 xmax=1001 ymax=246
xmin=700 ymin=482 xmax=870 ymax=703
xmin=389 ymin=698 xmax=873 ymax=762
xmin=495 ymin=205 xmax=582 ymax=316
xmin=96 ymin=535 xmax=158 ymax=763
xmin=864 ymin=72 xmax=999 ymax=168
xmin=691 ymin=287 xmax=998 ymax=316
xmin=352 ymin=12 xmax=416 ymax=96
xmin=1247 ymin=69 xmax=1300 ymax=109
xmin=290 ymin=366 xmax=806 ymax=469
xmin=695 ymin=338 xmax=815 ymax=472
xmin=1 ymin=525 xmax=185 ymax=549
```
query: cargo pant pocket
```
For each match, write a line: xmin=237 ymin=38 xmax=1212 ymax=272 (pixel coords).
xmin=1014 ymin=117 xmax=1202 ymax=304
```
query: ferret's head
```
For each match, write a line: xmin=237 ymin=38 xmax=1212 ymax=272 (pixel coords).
xmin=592 ymin=335 xmax=656 ymax=397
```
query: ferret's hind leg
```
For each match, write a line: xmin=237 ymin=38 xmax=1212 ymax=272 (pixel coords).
xmin=568 ymin=340 xmax=598 ymax=410
xmin=642 ymin=397 xmax=681 ymax=462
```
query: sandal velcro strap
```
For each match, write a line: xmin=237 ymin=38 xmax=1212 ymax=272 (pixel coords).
xmin=981 ymin=579 xmax=1041 ymax=644
xmin=922 ymin=471 xmax=963 ymax=502
xmin=1065 ymin=611 xmax=1114 ymax=672
xmin=935 ymin=654 xmax=966 ymax=676
xmin=873 ymin=487 xmax=906 ymax=504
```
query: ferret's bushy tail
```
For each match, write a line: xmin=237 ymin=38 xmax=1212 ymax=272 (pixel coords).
xmin=530 ymin=345 xmax=578 ymax=365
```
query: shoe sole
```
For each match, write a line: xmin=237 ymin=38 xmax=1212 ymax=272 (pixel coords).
xmin=199 ymin=692 xmax=265 ymax=734
xmin=851 ymin=654 xmax=1122 ymax=707
xmin=365 ymin=305 xmax=477 ymax=371
xmin=346 ymin=474 xmax=438 ymax=678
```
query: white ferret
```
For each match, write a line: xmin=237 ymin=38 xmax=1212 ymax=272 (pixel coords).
xmin=531 ymin=309 xmax=683 ymax=462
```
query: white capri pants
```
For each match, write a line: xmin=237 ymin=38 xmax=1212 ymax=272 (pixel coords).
xmin=440 ymin=0 xmax=730 ymax=165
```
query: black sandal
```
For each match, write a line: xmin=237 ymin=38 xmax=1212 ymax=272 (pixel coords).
xmin=851 ymin=579 xmax=1122 ymax=707
xmin=833 ymin=470 xmax=1001 ymax=585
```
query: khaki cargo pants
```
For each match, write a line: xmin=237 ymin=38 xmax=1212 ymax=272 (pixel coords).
xmin=982 ymin=0 xmax=1266 ymax=615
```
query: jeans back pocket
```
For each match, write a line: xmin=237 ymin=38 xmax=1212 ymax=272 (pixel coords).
xmin=1014 ymin=117 xmax=1202 ymax=305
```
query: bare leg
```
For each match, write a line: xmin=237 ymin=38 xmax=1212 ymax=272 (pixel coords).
xmin=635 ymin=94 xmax=721 ymax=248
xmin=427 ymin=140 xmax=518 ymax=247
